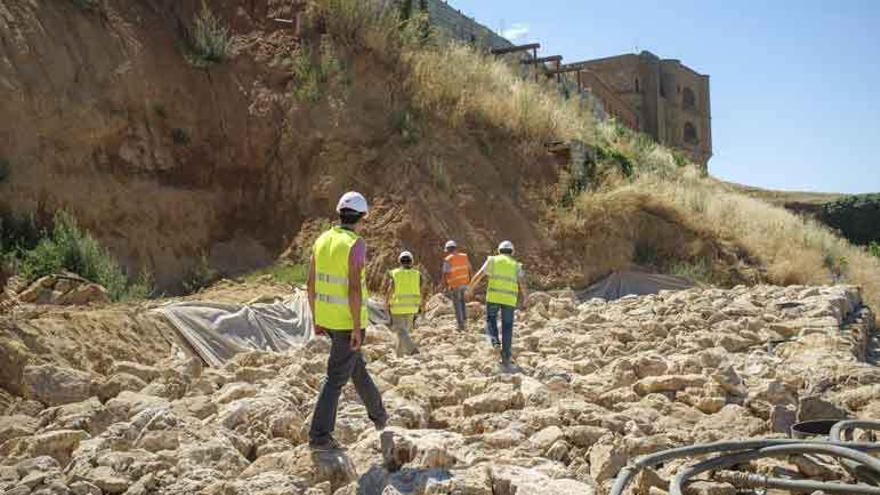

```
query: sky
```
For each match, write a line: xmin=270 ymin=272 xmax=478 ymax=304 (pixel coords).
xmin=450 ymin=0 xmax=880 ymax=194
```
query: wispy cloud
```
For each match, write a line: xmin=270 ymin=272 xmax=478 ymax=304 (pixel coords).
xmin=501 ymin=23 xmax=530 ymax=42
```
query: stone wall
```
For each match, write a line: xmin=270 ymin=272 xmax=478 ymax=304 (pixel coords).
xmin=399 ymin=0 xmax=512 ymax=50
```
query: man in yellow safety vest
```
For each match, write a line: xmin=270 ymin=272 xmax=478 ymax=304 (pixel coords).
xmin=307 ymin=191 xmax=387 ymax=450
xmin=384 ymin=250 xmax=426 ymax=357
xmin=467 ymin=240 xmax=529 ymax=367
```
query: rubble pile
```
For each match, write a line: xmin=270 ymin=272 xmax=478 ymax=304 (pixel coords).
xmin=17 ymin=274 xmax=109 ymax=307
xmin=0 ymin=284 xmax=877 ymax=494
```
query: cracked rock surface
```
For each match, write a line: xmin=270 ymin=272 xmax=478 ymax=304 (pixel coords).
xmin=0 ymin=283 xmax=877 ymax=494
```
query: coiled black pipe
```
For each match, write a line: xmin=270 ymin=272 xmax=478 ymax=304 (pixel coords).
xmin=668 ymin=443 xmax=880 ymax=495
xmin=609 ymin=437 xmax=880 ymax=495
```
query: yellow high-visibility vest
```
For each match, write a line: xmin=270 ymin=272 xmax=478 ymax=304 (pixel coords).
xmin=390 ymin=267 xmax=421 ymax=315
xmin=486 ymin=254 xmax=519 ymax=307
xmin=313 ymin=226 xmax=368 ymax=330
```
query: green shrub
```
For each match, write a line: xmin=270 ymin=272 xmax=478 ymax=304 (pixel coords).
xmin=186 ymin=3 xmax=230 ymax=67
xmin=244 ymin=264 xmax=308 ymax=286
xmin=17 ymin=212 xmax=150 ymax=300
xmin=171 ymin=128 xmax=190 ymax=145
xmin=867 ymin=242 xmax=879 ymax=259
xmin=70 ymin=0 xmax=98 ymax=10
xmin=0 ymin=210 xmax=43 ymax=255
xmin=291 ymin=43 xmax=347 ymax=103
xmin=0 ymin=158 xmax=9 ymax=183
xmin=183 ymin=254 xmax=219 ymax=294
xmin=152 ymin=103 xmax=168 ymax=119
xmin=666 ymin=257 xmax=717 ymax=285
xmin=428 ymin=158 xmax=451 ymax=193
xmin=392 ymin=109 xmax=419 ymax=145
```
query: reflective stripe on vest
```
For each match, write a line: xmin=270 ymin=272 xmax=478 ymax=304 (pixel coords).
xmin=313 ymin=226 xmax=369 ymax=330
xmin=444 ymin=253 xmax=470 ymax=288
xmin=486 ymin=254 xmax=519 ymax=307
xmin=390 ymin=268 xmax=421 ymax=315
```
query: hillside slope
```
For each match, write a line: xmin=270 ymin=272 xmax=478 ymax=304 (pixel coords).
xmin=1 ymin=0 xmax=879 ymax=307
xmin=0 ymin=0 xmax=559 ymax=291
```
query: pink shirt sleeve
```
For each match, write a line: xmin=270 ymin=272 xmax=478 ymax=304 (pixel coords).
xmin=349 ymin=238 xmax=366 ymax=272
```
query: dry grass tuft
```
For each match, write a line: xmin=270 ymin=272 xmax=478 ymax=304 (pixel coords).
xmin=628 ymin=172 xmax=880 ymax=308
xmin=405 ymin=44 xmax=596 ymax=145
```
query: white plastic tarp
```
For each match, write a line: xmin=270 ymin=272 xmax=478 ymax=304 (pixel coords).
xmin=156 ymin=290 xmax=391 ymax=367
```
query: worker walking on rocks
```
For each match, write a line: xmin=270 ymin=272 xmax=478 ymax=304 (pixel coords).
xmin=307 ymin=191 xmax=388 ymax=450
xmin=442 ymin=240 xmax=472 ymax=331
xmin=467 ymin=240 xmax=528 ymax=367
xmin=384 ymin=250 xmax=425 ymax=357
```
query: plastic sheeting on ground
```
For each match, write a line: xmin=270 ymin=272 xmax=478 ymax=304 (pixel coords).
xmin=576 ymin=270 xmax=695 ymax=301
xmin=155 ymin=290 xmax=391 ymax=367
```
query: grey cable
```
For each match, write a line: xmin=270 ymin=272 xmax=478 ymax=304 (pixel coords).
xmin=716 ymin=470 xmax=880 ymax=495
xmin=610 ymin=438 xmax=880 ymax=495
xmin=669 ymin=443 xmax=880 ymax=495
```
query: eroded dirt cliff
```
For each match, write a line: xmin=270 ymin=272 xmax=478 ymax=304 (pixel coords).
xmin=0 ymin=0 xmax=569 ymax=292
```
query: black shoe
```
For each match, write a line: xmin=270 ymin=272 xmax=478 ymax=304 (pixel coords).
xmin=309 ymin=436 xmax=342 ymax=451
xmin=491 ymin=339 xmax=501 ymax=348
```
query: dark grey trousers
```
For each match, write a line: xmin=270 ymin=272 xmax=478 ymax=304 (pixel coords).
xmin=308 ymin=329 xmax=387 ymax=443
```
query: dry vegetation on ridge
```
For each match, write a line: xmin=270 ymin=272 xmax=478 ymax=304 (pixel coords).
xmin=313 ymin=0 xmax=880 ymax=307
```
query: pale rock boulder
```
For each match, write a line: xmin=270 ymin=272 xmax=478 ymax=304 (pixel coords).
xmin=381 ymin=428 xmax=471 ymax=471
xmin=633 ymin=374 xmax=707 ymax=395
xmin=37 ymin=397 xmax=116 ymax=437
xmin=23 ymin=364 xmax=95 ymax=406
xmin=797 ymin=395 xmax=849 ymax=421
xmin=692 ymin=404 xmax=766 ymax=442
xmin=214 ymin=382 xmax=259 ymax=405
xmin=483 ymin=427 xmax=526 ymax=449
xmin=685 ymin=480 xmax=736 ymax=495
xmin=84 ymin=465 xmax=131 ymax=494
xmin=105 ymin=391 xmax=170 ymax=419
xmin=564 ymin=425 xmax=608 ymax=449
xmin=110 ymin=361 xmax=161 ymax=383
xmin=172 ymin=395 xmax=217 ymax=420
xmin=209 ymin=471 xmax=310 ymax=495
xmin=1 ymin=429 xmax=89 ymax=465
xmin=462 ymin=389 xmax=524 ymax=416
xmin=0 ymin=337 xmax=29 ymax=395
xmin=490 ymin=464 xmax=595 ymax=495
xmin=242 ymin=447 xmax=357 ymax=492
xmin=589 ymin=435 xmax=627 ymax=483
xmin=97 ymin=372 xmax=148 ymax=402
xmin=417 ymin=465 xmax=492 ymax=494
xmin=528 ymin=425 xmax=564 ymax=451
xmin=69 ymin=480 xmax=102 ymax=494
xmin=177 ymin=438 xmax=250 ymax=476
xmin=711 ymin=366 xmax=747 ymax=397
xmin=0 ymin=414 xmax=38 ymax=445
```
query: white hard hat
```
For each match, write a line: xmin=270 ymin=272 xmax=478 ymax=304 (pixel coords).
xmin=498 ymin=240 xmax=514 ymax=253
xmin=444 ymin=240 xmax=457 ymax=250
xmin=336 ymin=191 xmax=368 ymax=214
xmin=399 ymin=251 xmax=413 ymax=262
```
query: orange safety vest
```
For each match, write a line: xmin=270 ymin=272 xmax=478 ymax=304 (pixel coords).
xmin=444 ymin=252 xmax=470 ymax=289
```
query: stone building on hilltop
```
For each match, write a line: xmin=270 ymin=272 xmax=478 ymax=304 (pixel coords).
xmin=397 ymin=1 xmax=713 ymax=169
xmin=569 ymin=51 xmax=713 ymax=168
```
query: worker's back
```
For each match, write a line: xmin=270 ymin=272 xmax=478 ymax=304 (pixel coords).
xmin=313 ymin=226 xmax=367 ymax=330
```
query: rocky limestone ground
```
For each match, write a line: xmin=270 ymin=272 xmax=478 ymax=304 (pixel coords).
xmin=0 ymin=283 xmax=878 ymax=494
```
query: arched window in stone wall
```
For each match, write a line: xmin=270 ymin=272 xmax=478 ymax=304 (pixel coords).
xmin=683 ymin=87 xmax=696 ymax=110
xmin=684 ymin=122 xmax=698 ymax=144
